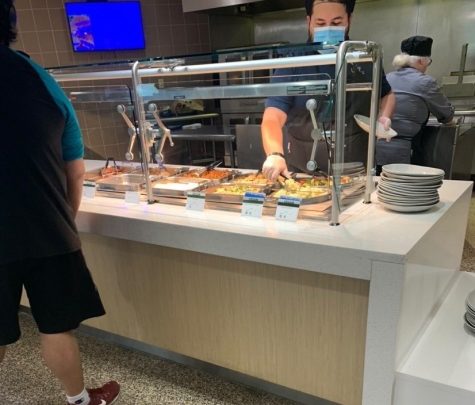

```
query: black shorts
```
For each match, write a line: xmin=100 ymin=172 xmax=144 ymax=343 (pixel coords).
xmin=0 ymin=250 xmax=105 ymax=345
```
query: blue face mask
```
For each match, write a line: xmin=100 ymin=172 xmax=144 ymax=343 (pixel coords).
xmin=313 ymin=26 xmax=346 ymax=46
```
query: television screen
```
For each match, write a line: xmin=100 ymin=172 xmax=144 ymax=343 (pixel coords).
xmin=65 ymin=1 xmax=145 ymax=52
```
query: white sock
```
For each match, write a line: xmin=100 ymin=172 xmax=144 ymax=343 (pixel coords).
xmin=66 ymin=388 xmax=90 ymax=405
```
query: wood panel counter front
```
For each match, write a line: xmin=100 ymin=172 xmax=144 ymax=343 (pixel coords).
xmin=23 ymin=162 xmax=473 ymax=405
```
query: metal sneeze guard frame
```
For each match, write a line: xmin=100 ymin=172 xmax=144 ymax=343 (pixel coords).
xmin=53 ymin=41 xmax=382 ymax=225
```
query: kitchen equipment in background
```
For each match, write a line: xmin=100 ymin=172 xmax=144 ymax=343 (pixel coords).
xmin=441 ymin=44 xmax=475 ymax=99
xmin=235 ymin=124 xmax=265 ymax=169
xmin=182 ymin=0 xmax=303 ymax=14
xmin=218 ymin=44 xmax=287 ymax=127
xmin=440 ymin=44 xmax=475 ymax=179
xmin=217 ymin=43 xmax=287 ymax=88
xmin=413 ymin=118 xmax=475 ymax=180
xmin=217 ymin=43 xmax=286 ymax=166
xmin=182 ymin=0 xmax=263 ymax=13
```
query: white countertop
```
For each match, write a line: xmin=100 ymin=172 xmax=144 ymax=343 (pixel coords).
xmin=79 ymin=160 xmax=473 ymax=280
xmin=399 ymin=272 xmax=475 ymax=391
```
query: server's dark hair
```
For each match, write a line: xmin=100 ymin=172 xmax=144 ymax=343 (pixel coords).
xmin=305 ymin=0 xmax=355 ymax=16
xmin=0 ymin=0 xmax=17 ymax=46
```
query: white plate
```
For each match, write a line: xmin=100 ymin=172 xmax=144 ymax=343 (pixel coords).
xmin=379 ymin=176 xmax=442 ymax=187
xmin=378 ymin=181 xmax=440 ymax=193
xmin=377 ymin=189 xmax=439 ymax=202
xmin=379 ymin=200 xmax=439 ymax=213
xmin=464 ymin=314 xmax=475 ymax=333
xmin=378 ymin=183 xmax=439 ymax=196
xmin=380 ymin=174 xmax=443 ymax=187
xmin=466 ymin=311 xmax=475 ymax=326
xmin=379 ymin=184 xmax=442 ymax=195
xmin=377 ymin=191 xmax=439 ymax=202
xmin=466 ymin=291 xmax=475 ymax=312
xmin=377 ymin=195 xmax=439 ymax=206
xmin=382 ymin=173 xmax=444 ymax=183
xmin=382 ymin=164 xmax=445 ymax=177
xmin=467 ymin=305 xmax=475 ymax=318
xmin=354 ymin=114 xmax=397 ymax=139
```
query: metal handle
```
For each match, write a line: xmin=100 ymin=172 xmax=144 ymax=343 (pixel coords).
xmin=305 ymin=99 xmax=325 ymax=173
xmin=148 ymin=103 xmax=174 ymax=164
xmin=116 ymin=105 xmax=138 ymax=161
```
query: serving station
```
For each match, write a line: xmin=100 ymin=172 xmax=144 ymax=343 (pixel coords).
xmin=71 ymin=160 xmax=472 ymax=405
xmin=20 ymin=43 xmax=474 ymax=404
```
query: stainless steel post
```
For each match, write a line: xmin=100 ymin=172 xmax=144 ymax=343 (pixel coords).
xmin=131 ymin=61 xmax=154 ymax=203
xmin=331 ymin=41 xmax=370 ymax=226
xmin=363 ymin=43 xmax=383 ymax=204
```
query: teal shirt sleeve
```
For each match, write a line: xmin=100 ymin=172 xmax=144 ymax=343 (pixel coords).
xmin=16 ymin=53 xmax=84 ymax=161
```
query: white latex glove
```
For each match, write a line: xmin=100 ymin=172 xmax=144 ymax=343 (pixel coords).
xmin=262 ymin=154 xmax=290 ymax=181
xmin=378 ymin=116 xmax=392 ymax=142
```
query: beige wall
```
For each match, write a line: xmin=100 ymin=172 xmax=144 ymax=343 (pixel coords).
xmin=12 ymin=0 xmax=211 ymax=161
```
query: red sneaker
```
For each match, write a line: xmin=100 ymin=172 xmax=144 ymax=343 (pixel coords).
xmin=87 ymin=381 xmax=120 ymax=405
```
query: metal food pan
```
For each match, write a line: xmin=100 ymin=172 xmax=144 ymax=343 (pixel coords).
xmin=266 ymin=189 xmax=331 ymax=205
xmin=152 ymin=178 xmax=208 ymax=197
xmin=230 ymin=173 xmax=275 ymax=187
xmin=134 ymin=166 xmax=187 ymax=178
xmin=174 ymin=169 xmax=235 ymax=184
xmin=96 ymin=173 xmax=153 ymax=192
xmin=205 ymin=184 xmax=270 ymax=204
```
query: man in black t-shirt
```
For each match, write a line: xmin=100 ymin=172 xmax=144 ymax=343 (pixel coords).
xmin=0 ymin=2 xmax=119 ymax=404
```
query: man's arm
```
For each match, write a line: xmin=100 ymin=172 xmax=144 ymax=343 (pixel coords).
xmin=262 ymin=107 xmax=287 ymax=155
xmin=261 ymin=107 xmax=290 ymax=180
xmin=65 ymin=158 xmax=85 ymax=218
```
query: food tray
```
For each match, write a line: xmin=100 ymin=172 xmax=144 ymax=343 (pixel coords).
xmin=84 ymin=166 xmax=135 ymax=182
xmin=291 ymin=175 xmax=354 ymax=189
xmin=136 ymin=166 xmax=188 ymax=178
xmin=230 ymin=172 xmax=275 ymax=187
xmin=205 ymin=183 xmax=270 ymax=204
xmin=175 ymin=168 xmax=234 ymax=184
xmin=96 ymin=173 xmax=154 ymax=192
xmin=152 ymin=178 xmax=208 ymax=197
xmin=267 ymin=188 xmax=330 ymax=205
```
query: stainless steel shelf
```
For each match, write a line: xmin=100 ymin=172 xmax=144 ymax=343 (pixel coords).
xmin=141 ymin=80 xmax=333 ymax=101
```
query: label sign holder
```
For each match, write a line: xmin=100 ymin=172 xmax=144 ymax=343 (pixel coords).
xmin=275 ymin=195 xmax=301 ymax=222
xmin=83 ymin=181 xmax=96 ymax=199
xmin=241 ymin=192 xmax=266 ymax=218
xmin=186 ymin=191 xmax=206 ymax=211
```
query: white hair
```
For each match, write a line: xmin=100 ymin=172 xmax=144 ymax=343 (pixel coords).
xmin=392 ymin=53 xmax=430 ymax=69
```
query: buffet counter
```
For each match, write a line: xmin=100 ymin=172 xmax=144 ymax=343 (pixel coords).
xmin=26 ymin=161 xmax=473 ymax=405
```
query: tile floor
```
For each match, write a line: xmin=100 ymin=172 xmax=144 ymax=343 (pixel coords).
xmin=0 ymin=312 xmax=294 ymax=405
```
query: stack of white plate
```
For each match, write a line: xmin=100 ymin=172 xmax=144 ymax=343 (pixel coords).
xmin=377 ymin=164 xmax=444 ymax=213
xmin=465 ymin=290 xmax=475 ymax=334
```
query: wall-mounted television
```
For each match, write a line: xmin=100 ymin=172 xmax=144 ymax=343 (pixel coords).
xmin=64 ymin=1 xmax=146 ymax=52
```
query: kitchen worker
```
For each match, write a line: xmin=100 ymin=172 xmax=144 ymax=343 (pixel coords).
xmin=261 ymin=0 xmax=395 ymax=180
xmin=0 ymin=1 xmax=120 ymax=404
xmin=376 ymin=35 xmax=455 ymax=172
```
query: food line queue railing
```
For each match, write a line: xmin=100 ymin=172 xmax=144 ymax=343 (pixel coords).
xmin=52 ymin=41 xmax=383 ymax=226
